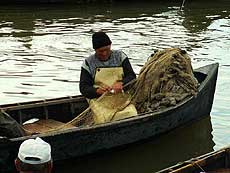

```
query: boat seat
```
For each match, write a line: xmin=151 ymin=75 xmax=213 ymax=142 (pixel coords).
xmin=23 ymin=119 xmax=76 ymax=135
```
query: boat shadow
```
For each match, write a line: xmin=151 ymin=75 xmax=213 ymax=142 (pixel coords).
xmin=54 ymin=115 xmax=215 ymax=173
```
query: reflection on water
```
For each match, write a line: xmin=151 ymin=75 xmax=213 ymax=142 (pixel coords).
xmin=0 ymin=1 xmax=230 ymax=172
xmin=54 ymin=116 xmax=214 ymax=173
xmin=1 ymin=2 xmax=229 ymax=104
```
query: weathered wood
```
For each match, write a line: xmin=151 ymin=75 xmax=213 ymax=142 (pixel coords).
xmin=157 ymin=147 xmax=230 ymax=173
xmin=23 ymin=119 xmax=76 ymax=134
xmin=0 ymin=96 xmax=85 ymax=112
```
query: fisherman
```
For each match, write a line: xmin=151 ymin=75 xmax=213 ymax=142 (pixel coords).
xmin=15 ymin=137 xmax=52 ymax=173
xmin=80 ymin=31 xmax=136 ymax=98
xmin=79 ymin=31 xmax=137 ymax=124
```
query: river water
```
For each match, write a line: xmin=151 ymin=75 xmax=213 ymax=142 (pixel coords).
xmin=0 ymin=1 xmax=230 ymax=172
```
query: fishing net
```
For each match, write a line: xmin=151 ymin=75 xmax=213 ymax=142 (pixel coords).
xmin=41 ymin=47 xmax=199 ymax=131
xmin=66 ymin=47 xmax=199 ymax=127
xmin=60 ymin=92 xmax=137 ymax=127
xmin=89 ymin=92 xmax=137 ymax=124
xmin=129 ymin=47 xmax=199 ymax=113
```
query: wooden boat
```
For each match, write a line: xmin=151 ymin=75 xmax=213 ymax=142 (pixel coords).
xmin=0 ymin=63 xmax=218 ymax=172
xmin=157 ymin=146 xmax=230 ymax=173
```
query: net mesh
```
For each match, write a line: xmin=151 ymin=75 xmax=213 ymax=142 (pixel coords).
xmin=129 ymin=47 xmax=198 ymax=113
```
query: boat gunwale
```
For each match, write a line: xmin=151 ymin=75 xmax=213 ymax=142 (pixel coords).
xmin=0 ymin=95 xmax=86 ymax=112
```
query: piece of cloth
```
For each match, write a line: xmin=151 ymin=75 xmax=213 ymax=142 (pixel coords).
xmin=80 ymin=50 xmax=136 ymax=99
xmin=18 ymin=137 xmax=51 ymax=164
xmin=94 ymin=67 xmax=123 ymax=88
xmin=92 ymin=32 xmax=112 ymax=49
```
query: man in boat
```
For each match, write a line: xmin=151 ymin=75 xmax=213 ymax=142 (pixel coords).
xmin=80 ymin=31 xmax=136 ymax=98
xmin=15 ymin=137 xmax=53 ymax=173
xmin=79 ymin=31 xmax=137 ymax=124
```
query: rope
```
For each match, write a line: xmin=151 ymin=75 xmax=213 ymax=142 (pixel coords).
xmin=192 ymin=160 xmax=206 ymax=172
xmin=180 ymin=0 xmax=186 ymax=11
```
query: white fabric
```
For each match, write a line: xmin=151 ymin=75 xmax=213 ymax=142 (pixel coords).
xmin=22 ymin=118 xmax=39 ymax=125
xmin=18 ymin=137 xmax=51 ymax=164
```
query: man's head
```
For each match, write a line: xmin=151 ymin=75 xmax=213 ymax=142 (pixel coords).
xmin=15 ymin=137 xmax=52 ymax=173
xmin=92 ymin=31 xmax=112 ymax=61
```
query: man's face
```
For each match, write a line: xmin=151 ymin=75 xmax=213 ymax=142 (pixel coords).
xmin=95 ymin=45 xmax=111 ymax=61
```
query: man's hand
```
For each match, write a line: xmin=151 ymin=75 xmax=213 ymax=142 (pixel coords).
xmin=112 ymin=82 xmax=123 ymax=94
xmin=96 ymin=85 xmax=112 ymax=96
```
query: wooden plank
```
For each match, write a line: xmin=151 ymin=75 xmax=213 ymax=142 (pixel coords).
xmin=157 ymin=148 xmax=227 ymax=173
xmin=23 ymin=119 xmax=76 ymax=134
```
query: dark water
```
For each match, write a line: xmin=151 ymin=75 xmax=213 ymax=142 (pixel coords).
xmin=0 ymin=1 xmax=230 ymax=172
xmin=54 ymin=116 xmax=214 ymax=173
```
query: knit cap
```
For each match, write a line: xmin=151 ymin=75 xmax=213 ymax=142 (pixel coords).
xmin=92 ymin=31 xmax=112 ymax=49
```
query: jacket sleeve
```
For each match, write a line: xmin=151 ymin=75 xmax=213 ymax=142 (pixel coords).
xmin=122 ymin=58 xmax=136 ymax=88
xmin=79 ymin=67 xmax=98 ymax=99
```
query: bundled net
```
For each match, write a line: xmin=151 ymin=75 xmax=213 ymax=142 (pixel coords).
xmin=130 ymin=48 xmax=199 ymax=113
